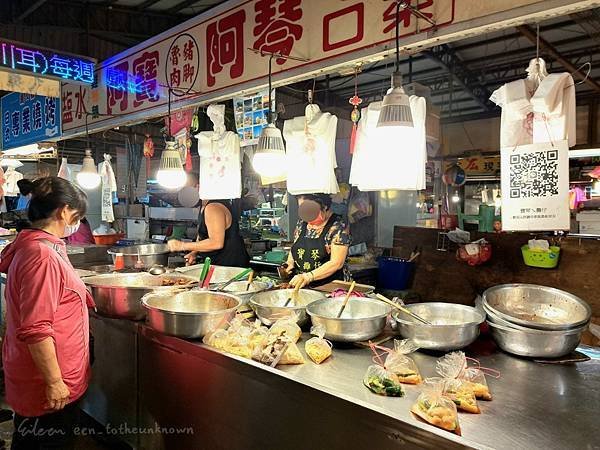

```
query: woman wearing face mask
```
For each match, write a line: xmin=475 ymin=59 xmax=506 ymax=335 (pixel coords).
xmin=285 ymin=193 xmax=351 ymax=289
xmin=0 ymin=177 xmax=95 ymax=449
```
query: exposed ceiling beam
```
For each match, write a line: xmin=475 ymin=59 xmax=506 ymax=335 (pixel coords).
xmin=516 ymin=24 xmax=600 ymax=93
xmin=570 ymin=9 xmax=600 ymax=46
xmin=136 ymin=0 xmax=163 ymax=10
xmin=15 ymin=0 xmax=48 ymax=23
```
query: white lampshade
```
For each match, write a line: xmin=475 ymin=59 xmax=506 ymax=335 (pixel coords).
xmin=252 ymin=124 xmax=286 ymax=177
xmin=156 ymin=140 xmax=187 ymax=189
xmin=76 ymin=149 xmax=101 ymax=189
xmin=377 ymin=72 xmax=414 ymax=129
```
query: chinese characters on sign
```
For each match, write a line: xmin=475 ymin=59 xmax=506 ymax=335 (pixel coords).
xmin=501 ymin=141 xmax=569 ymax=231
xmin=0 ymin=39 xmax=95 ymax=83
xmin=206 ymin=9 xmax=246 ymax=87
xmin=165 ymin=34 xmax=200 ymax=96
xmin=253 ymin=0 xmax=303 ymax=64
xmin=0 ymin=92 xmax=61 ymax=150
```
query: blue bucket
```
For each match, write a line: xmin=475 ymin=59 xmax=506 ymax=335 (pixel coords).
xmin=377 ymin=257 xmax=415 ymax=290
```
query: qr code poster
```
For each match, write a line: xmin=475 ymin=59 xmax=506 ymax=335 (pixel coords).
xmin=501 ymin=140 xmax=569 ymax=231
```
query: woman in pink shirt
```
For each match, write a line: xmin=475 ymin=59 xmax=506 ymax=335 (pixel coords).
xmin=0 ymin=177 xmax=94 ymax=449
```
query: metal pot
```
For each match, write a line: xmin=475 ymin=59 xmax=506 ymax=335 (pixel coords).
xmin=107 ymin=244 xmax=170 ymax=269
xmin=392 ymin=303 xmax=485 ymax=351
xmin=84 ymin=273 xmax=197 ymax=320
xmin=175 ymin=265 xmax=249 ymax=284
xmin=306 ymin=297 xmax=391 ymax=342
xmin=142 ymin=291 xmax=241 ymax=339
xmin=221 ymin=281 xmax=270 ymax=305
xmin=482 ymin=284 xmax=591 ymax=331
xmin=487 ymin=320 xmax=588 ymax=358
xmin=250 ymin=289 xmax=325 ymax=326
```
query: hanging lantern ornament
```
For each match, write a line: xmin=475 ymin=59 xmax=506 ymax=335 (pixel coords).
xmin=143 ymin=134 xmax=155 ymax=177
xmin=191 ymin=108 xmax=200 ymax=133
xmin=349 ymin=67 xmax=362 ymax=155
xmin=442 ymin=163 xmax=466 ymax=187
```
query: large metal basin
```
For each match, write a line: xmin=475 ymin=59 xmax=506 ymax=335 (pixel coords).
xmin=487 ymin=320 xmax=587 ymax=358
xmin=107 ymin=244 xmax=170 ymax=269
xmin=84 ymin=273 xmax=197 ymax=320
xmin=392 ymin=302 xmax=484 ymax=351
xmin=221 ymin=281 xmax=270 ymax=305
xmin=250 ymin=289 xmax=325 ymax=326
xmin=175 ymin=265 xmax=249 ymax=284
xmin=142 ymin=291 xmax=241 ymax=339
xmin=483 ymin=284 xmax=591 ymax=331
xmin=306 ymin=297 xmax=391 ymax=342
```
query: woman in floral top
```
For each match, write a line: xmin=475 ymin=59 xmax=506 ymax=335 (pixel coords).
xmin=283 ymin=193 xmax=351 ymax=288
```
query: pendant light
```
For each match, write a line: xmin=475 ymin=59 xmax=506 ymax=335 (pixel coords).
xmin=76 ymin=118 xmax=101 ymax=189
xmin=377 ymin=1 xmax=414 ymax=129
xmin=157 ymin=89 xmax=187 ymax=190
xmin=252 ymin=54 xmax=286 ymax=178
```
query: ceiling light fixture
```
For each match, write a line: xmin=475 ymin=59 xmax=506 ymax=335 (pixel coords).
xmin=157 ymin=88 xmax=187 ymax=190
xmin=76 ymin=117 xmax=101 ymax=189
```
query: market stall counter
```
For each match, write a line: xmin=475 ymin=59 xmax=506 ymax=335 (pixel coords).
xmin=125 ymin=322 xmax=600 ymax=450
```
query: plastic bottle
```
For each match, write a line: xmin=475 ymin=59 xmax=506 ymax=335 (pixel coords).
xmin=114 ymin=253 xmax=125 ymax=270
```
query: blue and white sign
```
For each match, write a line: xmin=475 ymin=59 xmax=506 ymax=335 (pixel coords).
xmin=1 ymin=92 xmax=61 ymax=150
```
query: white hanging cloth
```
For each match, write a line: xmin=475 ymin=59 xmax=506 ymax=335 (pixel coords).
xmin=283 ymin=104 xmax=339 ymax=195
xmin=490 ymin=59 xmax=576 ymax=149
xmin=196 ymin=104 xmax=242 ymax=200
xmin=3 ymin=167 xmax=23 ymax=196
xmin=57 ymin=157 xmax=72 ymax=181
xmin=0 ymin=167 xmax=6 ymax=213
xmin=99 ymin=154 xmax=117 ymax=222
xmin=349 ymin=96 xmax=427 ymax=191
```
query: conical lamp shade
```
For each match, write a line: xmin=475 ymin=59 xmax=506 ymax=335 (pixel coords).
xmin=76 ymin=148 xmax=101 ymax=189
xmin=377 ymin=72 xmax=414 ymax=128
xmin=252 ymin=123 xmax=286 ymax=178
xmin=157 ymin=141 xmax=187 ymax=189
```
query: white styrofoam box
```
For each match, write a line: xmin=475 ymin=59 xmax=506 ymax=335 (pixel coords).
xmin=126 ymin=219 xmax=148 ymax=241
xmin=579 ymin=222 xmax=600 ymax=233
xmin=148 ymin=207 xmax=199 ymax=221
xmin=576 ymin=211 xmax=600 ymax=222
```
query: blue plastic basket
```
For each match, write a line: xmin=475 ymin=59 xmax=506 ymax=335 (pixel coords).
xmin=377 ymin=257 xmax=415 ymax=290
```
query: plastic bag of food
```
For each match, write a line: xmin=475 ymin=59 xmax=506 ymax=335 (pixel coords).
xmin=203 ymin=328 xmax=230 ymax=350
xmin=278 ymin=341 xmax=305 ymax=365
xmin=252 ymin=331 xmax=303 ymax=366
xmin=427 ymin=377 xmax=480 ymax=414
xmin=269 ymin=318 xmax=302 ymax=343
xmin=411 ymin=378 xmax=461 ymax=435
xmin=305 ymin=324 xmax=332 ymax=364
xmin=436 ymin=351 xmax=497 ymax=401
xmin=248 ymin=320 xmax=269 ymax=350
xmin=363 ymin=343 xmax=404 ymax=397
xmin=385 ymin=339 xmax=422 ymax=384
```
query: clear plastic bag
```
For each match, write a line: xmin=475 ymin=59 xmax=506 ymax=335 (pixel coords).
xmin=305 ymin=324 xmax=332 ymax=364
xmin=385 ymin=339 xmax=422 ymax=384
xmin=252 ymin=333 xmax=290 ymax=367
xmin=363 ymin=343 xmax=404 ymax=397
xmin=203 ymin=328 xmax=229 ymax=350
xmin=248 ymin=320 xmax=269 ymax=351
xmin=269 ymin=318 xmax=302 ymax=343
xmin=436 ymin=351 xmax=495 ymax=401
xmin=427 ymin=377 xmax=480 ymax=414
xmin=411 ymin=378 xmax=461 ymax=435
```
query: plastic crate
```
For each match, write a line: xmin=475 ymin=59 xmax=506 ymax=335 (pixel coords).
xmin=521 ymin=245 xmax=560 ymax=269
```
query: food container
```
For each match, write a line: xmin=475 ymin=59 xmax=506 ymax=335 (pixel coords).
xmin=142 ymin=291 xmax=241 ymax=339
xmin=107 ymin=244 xmax=170 ymax=269
xmin=250 ymin=289 xmax=325 ymax=326
xmin=220 ymin=281 xmax=270 ymax=305
xmin=84 ymin=273 xmax=197 ymax=320
xmin=93 ymin=233 xmax=125 ymax=246
xmin=392 ymin=303 xmax=485 ymax=351
xmin=306 ymin=297 xmax=391 ymax=342
xmin=175 ymin=265 xmax=250 ymax=284
xmin=486 ymin=320 xmax=587 ymax=358
xmin=521 ymin=245 xmax=561 ymax=268
xmin=482 ymin=284 xmax=591 ymax=331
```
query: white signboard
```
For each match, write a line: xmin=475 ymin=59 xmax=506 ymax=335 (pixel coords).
xmin=501 ymin=140 xmax=569 ymax=231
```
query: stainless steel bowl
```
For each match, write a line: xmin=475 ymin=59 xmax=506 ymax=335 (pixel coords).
xmin=487 ymin=320 xmax=588 ymax=358
xmin=306 ymin=297 xmax=391 ymax=342
xmin=142 ymin=291 xmax=241 ymax=339
xmin=88 ymin=264 xmax=116 ymax=274
xmin=250 ymin=289 xmax=325 ymax=326
xmin=175 ymin=265 xmax=250 ymax=283
xmin=392 ymin=303 xmax=485 ymax=351
xmin=107 ymin=244 xmax=170 ymax=269
xmin=84 ymin=273 xmax=197 ymax=320
xmin=483 ymin=284 xmax=592 ymax=331
xmin=221 ymin=281 xmax=270 ymax=305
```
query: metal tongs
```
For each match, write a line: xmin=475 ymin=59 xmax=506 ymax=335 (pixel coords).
xmin=374 ymin=294 xmax=432 ymax=325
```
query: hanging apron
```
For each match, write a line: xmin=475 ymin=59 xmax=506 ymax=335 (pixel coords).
xmin=291 ymin=214 xmax=345 ymax=287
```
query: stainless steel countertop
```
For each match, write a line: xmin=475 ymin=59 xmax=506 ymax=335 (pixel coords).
xmin=182 ymin=332 xmax=600 ymax=450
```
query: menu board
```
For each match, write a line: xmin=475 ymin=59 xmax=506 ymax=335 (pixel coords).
xmin=234 ymin=89 xmax=274 ymax=147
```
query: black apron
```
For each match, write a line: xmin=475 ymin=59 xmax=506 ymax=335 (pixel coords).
xmin=196 ymin=200 xmax=250 ymax=267
xmin=291 ymin=214 xmax=345 ymax=287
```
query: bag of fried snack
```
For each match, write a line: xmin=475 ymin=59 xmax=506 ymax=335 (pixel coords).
xmin=436 ymin=351 xmax=497 ymax=401
xmin=428 ymin=377 xmax=480 ymax=414
xmin=305 ymin=325 xmax=332 ymax=364
xmin=248 ymin=320 xmax=269 ymax=350
xmin=252 ymin=331 xmax=304 ymax=366
xmin=385 ymin=339 xmax=422 ymax=384
xmin=269 ymin=317 xmax=302 ymax=343
xmin=203 ymin=328 xmax=230 ymax=350
xmin=411 ymin=379 xmax=461 ymax=435
xmin=363 ymin=343 xmax=404 ymax=397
